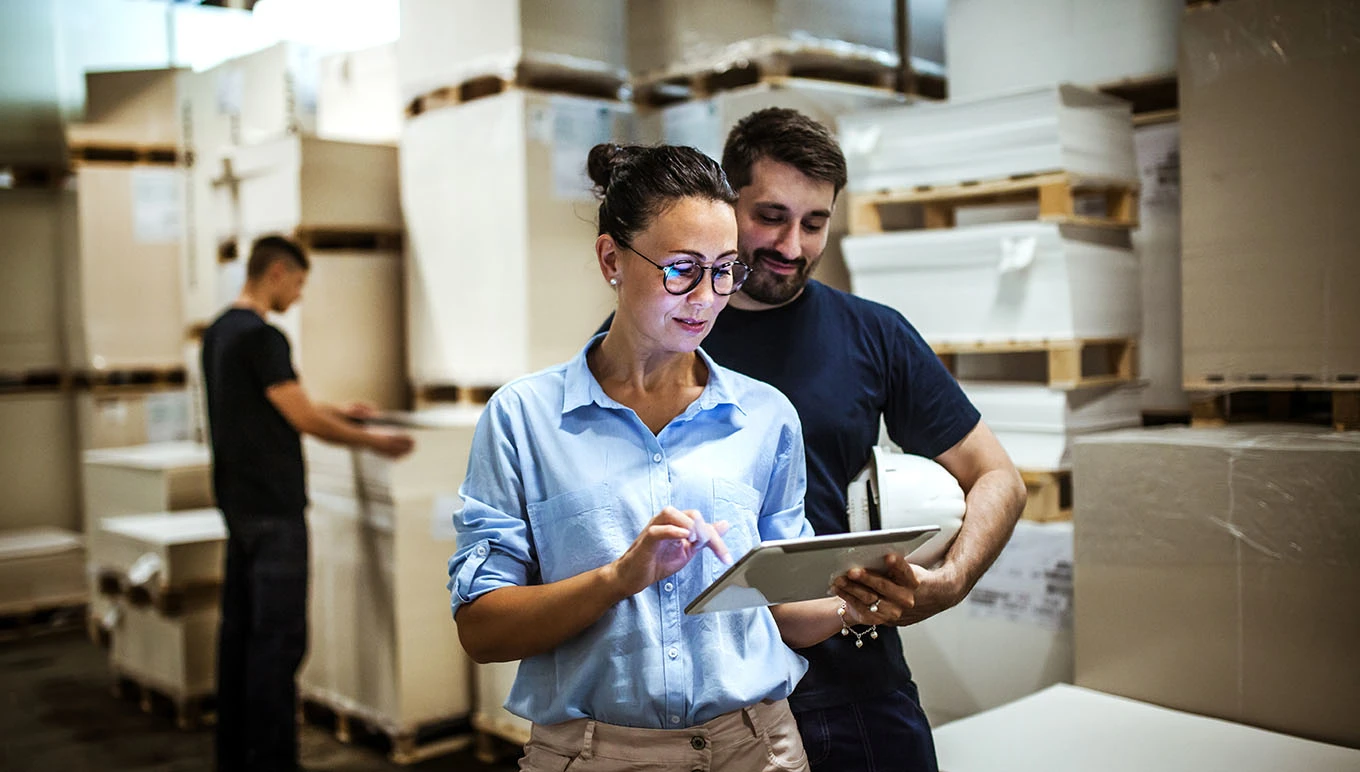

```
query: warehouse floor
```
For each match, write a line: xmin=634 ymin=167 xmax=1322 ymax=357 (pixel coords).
xmin=0 ymin=629 xmax=520 ymax=772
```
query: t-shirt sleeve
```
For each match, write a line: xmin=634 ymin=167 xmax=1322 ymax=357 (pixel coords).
xmin=250 ymin=327 xmax=297 ymax=390
xmin=882 ymin=311 xmax=981 ymax=459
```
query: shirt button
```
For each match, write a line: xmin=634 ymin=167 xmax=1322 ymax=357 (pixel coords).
xmin=668 ymin=647 xmax=679 ymax=659
xmin=475 ymin=545 xmax=487 ymax=557
xmin=670 ymin=715 xmax=680 ymax=725
xmin=663 ymin=582 xmax=674 ymax=592
xmin=691 ymin=736 xmax=706 ymax=750
xmin=652 ymin=452 xmax=662 ymax=463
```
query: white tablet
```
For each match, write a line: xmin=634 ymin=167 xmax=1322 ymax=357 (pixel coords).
xmin=684 ymin=526 xmax=940 ymax=615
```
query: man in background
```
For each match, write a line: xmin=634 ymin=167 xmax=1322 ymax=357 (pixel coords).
xmin=201 ymin=235 xmax=414 ymax=772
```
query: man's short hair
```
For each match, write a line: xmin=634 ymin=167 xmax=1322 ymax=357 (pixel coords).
xmin=722 ymin=108 xmax=849 ymax=197
xmin=246 ymin=235 xmax=309 ymax=280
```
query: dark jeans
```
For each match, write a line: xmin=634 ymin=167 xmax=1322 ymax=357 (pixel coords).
xmin=794 ymin=681 xmax=938 ymax=772
xmin=215 ymin=514 xmax=309 ymax=772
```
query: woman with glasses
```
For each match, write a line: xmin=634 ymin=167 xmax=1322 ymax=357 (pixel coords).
xmin=446 ymin=143 xmax=883 ymax=771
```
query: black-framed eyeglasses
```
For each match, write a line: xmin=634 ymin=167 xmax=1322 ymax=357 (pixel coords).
xmin=617 ymin=241 xmax=751 ymax=296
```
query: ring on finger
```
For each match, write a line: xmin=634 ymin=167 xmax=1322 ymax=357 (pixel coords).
xmin=869 ymin=600 xmax=880 ymax=614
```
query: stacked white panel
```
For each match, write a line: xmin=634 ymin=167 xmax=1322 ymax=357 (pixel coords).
xmin=398 ymin=0 xmax=627 ymax=102
xmin=402 ymin=91 xmax=630 ymax=387
xmin=318 ymin=43 xmax=403 ymax=145
xmin=838 ymin=85 xmax=1137 ymax=193
xmin=844 ymin=223 xmax=1140 ymax=344
xmin=81 ymin=442 xmax=213 ymax=532
xmin=946 ymin=0 xmax=1183 ymax=101
xmin=0 ymin=528 xmax=86 ymax=614
xmin=0 ymin=189 xmax=71 ymax=373
xmin=961 ymin=384 xmax=1142 ymax=471
xmin=0 ymin=393 xmax=79 ymax=532
xmin=1131 ymin=122 xmax=1187 ymax=412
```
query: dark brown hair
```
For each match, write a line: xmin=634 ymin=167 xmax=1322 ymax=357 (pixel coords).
xmin=587 ymin=143 xmax=737 ymax=245
xmin=246 ymin=235 xmax=309 ymax=280
xmin=722 ymin=107 xmax=848 ymax=196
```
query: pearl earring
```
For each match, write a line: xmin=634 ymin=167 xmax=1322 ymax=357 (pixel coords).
xmin=609 ymin=278 xmax=618 ymax=286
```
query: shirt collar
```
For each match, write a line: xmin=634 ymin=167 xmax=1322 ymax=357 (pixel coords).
xmin=562 ymin=333 xmax=746 ymax=417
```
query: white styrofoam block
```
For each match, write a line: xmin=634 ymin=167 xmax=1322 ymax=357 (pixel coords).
xmin=94 ymin=510 xmax=226 ymax=589
xmin=1132 ymin=121 xmax=1188 ymax=413
xmin=946 ymin=0 xmax=1183 ymax=102
xmin=934 ymin=685 xmax=1360 ymax=771
xmin=398 ymin=0 xmax=626 ymax=101
xmin=402 ymin=91 xmax=629 ymax=387
xmin=962 ymin=383 xmax=1142 ymax=470
xmin=838 ymin=85 xmax=1137 ymax=193
xmin=904 ymin=521 xmax=1073 ymax=725
xmin=844 ymin=222 xmax=1141 ymax=344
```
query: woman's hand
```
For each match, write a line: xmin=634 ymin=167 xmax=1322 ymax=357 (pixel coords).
xmin=605 ymin=506 xmax=731 ymax=598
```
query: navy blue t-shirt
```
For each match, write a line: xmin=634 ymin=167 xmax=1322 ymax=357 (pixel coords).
xmin=663 ymin=280 xmax=979 ymax=710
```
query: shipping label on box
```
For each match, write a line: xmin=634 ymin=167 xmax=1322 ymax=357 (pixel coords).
xmin=144 ymin=391 xmax=191 ymax=443
xmin=966 ymin=523 xmax=1073 ymax=632
xmin=663 ymin=101 xmax=723 ymax=161
xmin=551 ymin=97 xmax=619 ymax=201
xmin=130 ymin=167 xmax=184 ymax=244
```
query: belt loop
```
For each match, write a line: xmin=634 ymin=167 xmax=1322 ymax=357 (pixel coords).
xmin=580 ymin=719 xmax=596 ymax=760
xmin=744 ymin=702 xmax=771 ymax=739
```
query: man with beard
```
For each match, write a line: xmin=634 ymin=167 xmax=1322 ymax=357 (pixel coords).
xmin=682 ymin=109 xmax=1026 ymax=770
xmin=202 ymin=235 xmax=414 ymax=772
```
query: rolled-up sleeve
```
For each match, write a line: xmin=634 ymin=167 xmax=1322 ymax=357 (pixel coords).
xmin=758 ymin=400 xmax=815 ymax=542
xmin=447 ymin=393 xmax=536 ymax=617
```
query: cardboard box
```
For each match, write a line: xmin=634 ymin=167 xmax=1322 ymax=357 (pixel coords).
xmin=66 ymin=162 xmax=186 ymax=370
xmin=228 ymin=136 xmax=401 ymax=242
xmin=76 ymin=389 xmax=193 ymax=451
xmin=301 ymin=410 xmax=479 ymax=733
xmin=945 ymin=0 xmax=1183 ymax=100
xmin=838 ymin=85 xmax=1137 ymax=193
xmin=81 ymin=442 xmax=213 ymax=532
xmin=398 ymin=0 xmax=626 ymax=102
xmin=635 ymin=79 xmax=904 ymax=292
xmin=402 ymin=91 xmax=631 ymax=387
xmin=1132 ymin=121 xmax=1187 ymax=413
xmin=0 ymin=528 xmax=86 ymax=614
xmin=0 ymin=189 xmax=71 ymax=373
xmin=177 ymin=71 xmax=238 ymax=327
xmin=0 ymin=392 xmax=79 ymax=532
xmin=628 ymin=0 xmax=903 ymax=77
xmin=902 ymin=521 xmax=1074 ymax=726
xmin=318 ymin=43 xmax=402 ymax=145
xmin=1180 ymin=0 xmax=1360 ymax=383
xmin=961 ymin=384 xmax=1141 ymax=471
xmin=1073 ymin=426 xmax=1360 ymax=748
xmin=273 ymin=249 xmax=406 ymax=409
xmin=844 ymin=223 xmax=1140 ymax=343
xmin=934 ymin=684 xmax=1360 ymax=771
xmin=65 ymin=68 xmax=183 ymax=148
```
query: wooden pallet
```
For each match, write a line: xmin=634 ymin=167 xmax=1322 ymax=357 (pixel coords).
xmin=69 ymin=143 xmax=180 ymax=166
xmin=1185 ymin=379 xmax=1360 ymax=432
xmin=1021 ymin=470 xmax=1072 ymax=523
xmin=849 ymin=172 xmax=1140 ymax=234
xmin=0 ymin=599 xmax=87 ymax=643
xmin=414 ymin=384 xmax=500 ymax=408
xmin=72 ymin=367 xmax=187 ymax=389
xmin=0 ymin=163 xmax=71 ymax=189
xmin=633 ymin=45 xmax=921 ymax=107
xmin=406 ymin=60 xmax=626 ymax=118
xmin=300 ymin=694 xmax=472 ymax=765
xmin=935 ymin=338 xmax=1138 ymax=390
xmin=96 ymin=571 xmax=220 ymax=617
xmin=295 ymin=227 xmax=405 ymax=252
xmin=0 ymin=369 xmax=70 ymax=394
xmin=471 ymin=712 xmax=529 ymax=764
xmin=111 ymin=670 xmax=215 ymax=731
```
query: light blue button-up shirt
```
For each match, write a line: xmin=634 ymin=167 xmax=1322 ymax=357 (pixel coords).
xmin=447 ymin=335 xmax=814 ymax=729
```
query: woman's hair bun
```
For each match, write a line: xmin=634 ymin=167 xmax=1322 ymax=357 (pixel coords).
xmin=587 ymin=142 xmax=633 ymax=196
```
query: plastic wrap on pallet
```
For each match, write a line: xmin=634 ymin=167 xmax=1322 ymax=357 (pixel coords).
xmin=1180 ymin=0 xmax=1360 ymax=384
xmin=838 ymin=85 xmax=1137 ymax=194
xmin=945 ymin=0 xmax=1183 ymax=101
xmin=1072 ymin=426 xmax=1360 ymax=749
xmin=843 ymin=222 xmax=1141 ymax=344
xmin=399 ymin=0 xmax=627 ymax=102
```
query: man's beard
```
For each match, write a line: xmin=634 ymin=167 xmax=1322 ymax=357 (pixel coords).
xmin=739 ymin=248 xmax=813 ymax=306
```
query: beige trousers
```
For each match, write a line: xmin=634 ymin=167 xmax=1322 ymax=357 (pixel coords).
xmin=517 ymin=699 xmax=809 ymax=772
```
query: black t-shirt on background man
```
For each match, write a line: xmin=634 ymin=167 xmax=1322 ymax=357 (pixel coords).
xmin=600 ymin=279 xmax=981 ymax=710
xmin=201 ymin=308 xmax=306 ymax=517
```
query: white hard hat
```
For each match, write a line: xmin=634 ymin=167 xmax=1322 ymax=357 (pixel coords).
xmin=847 ymin=447 xmax=966 ymax=568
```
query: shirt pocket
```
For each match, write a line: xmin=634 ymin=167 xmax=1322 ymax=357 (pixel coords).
xmin=526 ymin=483 xmax=621 ymax=585
xmin=709 ymin=477 xmax=762 ymax=578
